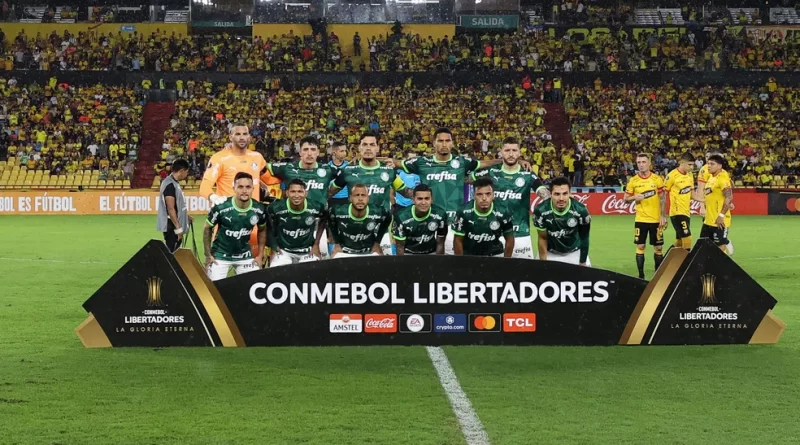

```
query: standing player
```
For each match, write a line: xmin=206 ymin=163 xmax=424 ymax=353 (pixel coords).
xmin=266 ymin=179 xmax=326 ymax=266
xmin=451 ymin=178 xmax=514 ymax=257
xmin=624 ymin=153 xmax=667 ymax=279
xmin=203 ymin=173 xmax=267 ymax=281
xmin=695 ymin=150 xmax=734 ymax=255
xmin=326 ymin=141 xmax=350 ymax=255
xmin=393 ymin=184 xmax=447 ymax=255
xmin=329 ymin=184 xmax=392 ymax=258
xmin=329 ymin=131 xmax=411 ymax=255
xmin=665 ymin=153 xmax=695 ymax=251
xmin=391 ymin=128 xmax=519 ymax=255
xmin=700 ymin=155 xmax=734 ymax=253
xmin=267 ymin=136 xmax=337 ymax=257
xmin=473 ymin=136 xmax=548 ymax=259
xmin=533 ymin=177 xmax=592 ymax=266
xmin=199 ymin=123 xmax=276 ymax=258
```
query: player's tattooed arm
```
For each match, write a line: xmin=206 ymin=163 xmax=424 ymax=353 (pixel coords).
xmin=535 ymin=186 xmax=550 ymax=200
xmin=717 ymin=187 xmax=733 ymax=228
xmin=395 ymin=239 xmax=406 ymax=256
xmin=256 ymin=225 xmax=267 ymax=265
xmin=203 ymin=223 xmax=216 ymax=265
xmin=436 ymin=224 xmax=447 ymax=255
xmin=398 ymin=186 xmax=414 ymax=199
xmin=578 ymin=220 xmax=590 ymax=266
xmin=537 ymin=230 xmax=548 ymax=261
xmin=658 ymin=190 xmax=668 ymax=229
xmin=453 ymin=235 xmax=464 ymax=256
xmin=313 ymin=212 xmax=327 ymax=258
xmin=503 ymin=233 xmax=515 ymax=258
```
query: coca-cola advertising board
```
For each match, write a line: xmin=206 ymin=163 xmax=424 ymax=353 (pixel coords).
xmin=77 ymin=239 xmax=784 ymax=348
xmin=529 ymin=192 xmax=768 ymax=216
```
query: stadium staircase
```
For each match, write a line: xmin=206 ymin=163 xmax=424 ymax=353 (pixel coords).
xmin=542 ymin=103 xmax=574 ymax=151
xmin=133 ymin=102 xmax=175 ymax=189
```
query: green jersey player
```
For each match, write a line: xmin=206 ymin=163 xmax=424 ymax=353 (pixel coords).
xmin=472 ymin=136 xmax=548 ymax=259
xmin=329 ymin=184 xmax=392 ymax=258
xmin=393 ymin=184 xmax=447 ymax=255
xmin=389 ymin=128 xmax=524 ymax=255
xmin=533 ymin=176 xmax=592 ymax=266
xmin=329 ymin=131 xmax=411 ymax=255
xmin=267 ymin=179 xmax=327 ymax=267
xmin=267 ymin=136 xmax=337 ymax=258
xmin=203 ymin=172 xmax=267 ymax=281
xmin=452 ymin=177 xmax=514 ymax=257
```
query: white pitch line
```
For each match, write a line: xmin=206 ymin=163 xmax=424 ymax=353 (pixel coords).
xmin=426 ymin=346 xmax=491 ymax=445
xmin=744 ymin=255 xmax=800 ymax=261
xmin=0 ymin=257 xmax=114 ymax=265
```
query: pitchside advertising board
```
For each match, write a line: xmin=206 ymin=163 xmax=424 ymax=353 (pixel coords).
xmin=77 ymin=239 xmax=785 ymax=348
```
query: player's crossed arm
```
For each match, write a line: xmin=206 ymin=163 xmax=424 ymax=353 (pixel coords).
xmin=501 ymin=216 xmax=515 ymax=258
xmin=312 ymin=210 xmax=328 ymax=259
xmin=533 ymin=210 xmax=548 ymax=261
xmin=451 ymin=211 xmax=465 ymax=256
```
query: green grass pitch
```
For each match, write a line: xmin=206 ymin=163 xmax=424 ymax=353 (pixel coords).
xmin=0 ymin=215 xmax=798 ymax=445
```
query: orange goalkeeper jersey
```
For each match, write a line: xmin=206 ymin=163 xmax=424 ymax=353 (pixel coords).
xmin=199 ymin=149 xmax=280 ymax=199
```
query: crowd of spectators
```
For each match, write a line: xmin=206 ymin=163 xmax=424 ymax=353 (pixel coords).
xmin=0 ymin=78 xmax=142 ymax=181
xmin=565 ymin=79 xmax=800 ymax=187
xmin=160 ymin=81 xmax=554 ymax=180
xmin=2 ymin=25 xmax=799 ymax=73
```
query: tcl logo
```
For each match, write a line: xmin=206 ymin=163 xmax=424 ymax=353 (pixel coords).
xmin=502 ymin=313 xmax=536 ymax=332
xmin=364 ymin=314 xmax=397 ymax=333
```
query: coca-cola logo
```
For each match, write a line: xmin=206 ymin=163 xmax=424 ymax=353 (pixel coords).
xmin=601 ymin=194 xmax=635 ymax=215
xmin=364 ymin=314 xmax=398 ymax=333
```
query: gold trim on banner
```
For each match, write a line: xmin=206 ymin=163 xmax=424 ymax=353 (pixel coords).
xmin=619 ymin=248 xmax=688 ymax=345
xmin=75 ymin=313 xmax=112 ymax=348
xmin=174 ymin=249 xmax=245 ymax=347
xmin=749 ymin=310 xmax=786 ymax=344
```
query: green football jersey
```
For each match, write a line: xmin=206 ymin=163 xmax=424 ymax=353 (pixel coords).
xmin=266 ymin=198 xmax=325 ymax=254
xmin=533 ymin=198 xmax=591 ymax=256
xmin=451 ymin=202 xmax=514 ymax=256
xmin=392 ymin=206 xmax=448 ymax=255
xmin=330 ymin=203 xmax=391 ymax=254
xmin=402 ymin=154 xmax=481 ymax=221
xmin=332 ymin=161 xmax=405 ymax=210
xmin=268 ymin=161 xmax=337 ymax=208
xmin=206 ymin=198 xmax=267 ymax=260
xmin=472 ymin=165 xmax=543 ymax=237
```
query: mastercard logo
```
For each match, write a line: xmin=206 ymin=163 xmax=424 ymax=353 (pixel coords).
xmin=469 ymin=313 xmax=502 ymax=332
xmin=785 ymin=197 xmax=800 ymax=213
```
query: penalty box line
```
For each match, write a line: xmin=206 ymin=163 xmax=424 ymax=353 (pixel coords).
xmin=426 ymin=346 xmax=492 ymax=445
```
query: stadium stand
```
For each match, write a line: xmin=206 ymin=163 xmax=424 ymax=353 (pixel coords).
xmin=565 ymin=81 xmax=800 ymax=187
xmin=0 ymin=80 xmax=141 ymax=190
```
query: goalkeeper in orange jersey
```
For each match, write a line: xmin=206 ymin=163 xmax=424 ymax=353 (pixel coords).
xmin=199 ymin=123 xmax=280 ymax=261
xmin=665 ymin=153 xmax=695 ymax=251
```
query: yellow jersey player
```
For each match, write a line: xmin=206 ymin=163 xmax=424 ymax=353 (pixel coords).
xmin=700 ymin=155 xmax=733 ymax=253
xmin=695 ymin=150 xmax=734 ymax=254
xmin=664 ymin=153 xmax=695 ymax=251
xmin=624 ymin=153 xmax=667 ymax=279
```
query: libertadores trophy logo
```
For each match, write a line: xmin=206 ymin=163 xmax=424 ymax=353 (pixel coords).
xmin=699 ymin=273 xmax=717 ymax=305
xmin=146 ymin=276 xmax=164 ymax=307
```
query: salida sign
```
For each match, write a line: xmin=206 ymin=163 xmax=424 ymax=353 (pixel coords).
xmin=76 ymin=239 xmax=784 ymax=348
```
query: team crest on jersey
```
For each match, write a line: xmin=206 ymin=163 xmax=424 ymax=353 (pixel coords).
xmin=451 ymin=159 xmax=460 ymax=169
xmin=251 ymin=162 xmax=259 ymax=171
xmin=489 ymin=221 xmax=500 ymax=230
xmin=367 ymin=222 xmax=376 ymax=231
xmin=514 ymin=177 xmax=526 ymax=187
xmin=305 ymin=216 xmax=315 ymax=226
xmin=427 ymin=221 xmax=438 ymax=231
xmin=316 ymin=168 xmax=327 ymax=178
xmin=380 ymin=172 xmax=390 ymax=182
xmin=567 ymin=218 xmax=577 ymax=227
xmin=250 ymin=215 xmax=259 ymax=225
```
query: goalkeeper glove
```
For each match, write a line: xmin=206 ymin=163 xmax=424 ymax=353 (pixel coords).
xmin=209 ymin=194 xmax=227 ymax=206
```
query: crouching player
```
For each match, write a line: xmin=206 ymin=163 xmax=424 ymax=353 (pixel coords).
xmin=329 ymin=184 xmax=391 ymax=258
xmin=533 ymin=177 xmax=592 ymax=266
xmin=392 ymin=184 xmax=447 ymax=255
xmin=267 ymin=179 xmax=327 ymax=266
xmin=203 ymin=173 xmax=267 ymax=281
xmin=452 ymin=177 xmax=514 ymax=257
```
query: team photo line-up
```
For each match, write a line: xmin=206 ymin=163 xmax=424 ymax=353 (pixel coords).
xmin=157 ymin=124 xmax=735 ymax=281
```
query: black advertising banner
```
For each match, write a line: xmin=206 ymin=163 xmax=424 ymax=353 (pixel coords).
xmin=767 ymin=191 xmax=800 ymax=215
xmin=76 ymin=240 xmax=785 ymax=347
xmin=619 ymin=240 xmax=784 ymax=345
